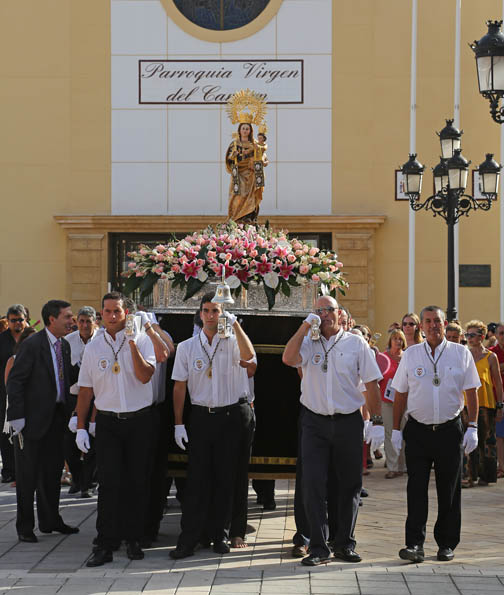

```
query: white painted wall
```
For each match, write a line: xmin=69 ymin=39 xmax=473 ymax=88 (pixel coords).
xmin=110 ymin=0 xmax=332 ymax=215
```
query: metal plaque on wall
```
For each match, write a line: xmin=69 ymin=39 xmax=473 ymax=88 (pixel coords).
xmin=459 ymin=264 xmax=491 ymax=288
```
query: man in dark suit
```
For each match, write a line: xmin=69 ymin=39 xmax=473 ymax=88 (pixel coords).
xmin=7 ymin=299 xmax=80 ymax=542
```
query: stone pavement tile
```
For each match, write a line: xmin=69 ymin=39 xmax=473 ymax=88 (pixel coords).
xmin=108 ymin=577 xmax=150 ymax=591
xmin=7 ymin=588 xmax=62 ymax=595
xmin=209 ymin=582 xmax=262 ymax=593
xmin=14 ymin=576 xmax=67 ymax=586
xmin=356 ymin=572 xmax=405 ymax=581
xmin=261 ymin=579 xmax=310 ymax=593
xmin=458 ymin=591 xmax=504 ymax=595
xmin=215 ymin=569 xmax=262 ymax=579
xmin=176 ymin=571 xmax=216 ymax=590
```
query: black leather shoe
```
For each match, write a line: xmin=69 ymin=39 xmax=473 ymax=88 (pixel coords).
xmin=333 ymin=546 xmax=362 ymax=563
xmin=80 ymin=490 xmax=91 ymax=498
xmin=1 ymin=476 xmax=14 ymax=484
xmin=361 ymin=488 xmax=369 ymax=497
xmin=292 ymin=544 xmax=308 ymax=558
xmin=169 ymin=546 xmax=194 ymax=560
xmin=437 ymin=547 xmax=454 ymax=561
xmin=399 ymin=545 xmax=425 ymax=563
xmin=213 ymin=541 xmax=230 ymax=554
xmin=18 ymin=533 xmax=38 ymax=543
xmin=86 ymin=548 xmax=113 ymax=567
xmin=68 ymin=483 xmax=80 ymax=495
xmin=301 ymin=554 xmax=330 ymax=566
xmin=126 ymin=541 xmax=144 ymax=560
xmin=263 ymin=500 xmax=276 ymax=511
xmin=40 ymin=523 xmax=79 ymax=534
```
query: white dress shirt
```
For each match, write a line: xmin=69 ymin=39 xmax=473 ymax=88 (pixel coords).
xmin=46 ymin=328 xmax=64 ymax=402
xmin=172 ymin=331 xmax=251 ymax=408
xmin=78 ymin=328 xmax=156 ymax=413
xmin=65 ymin=329 xmax=97 ymax=395
xmin=298 ymin=330 xmax=382 ymax=415
xmin=391 ymin=338 xmax=480 ymax=425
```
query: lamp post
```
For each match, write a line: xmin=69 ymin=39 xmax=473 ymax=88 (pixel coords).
xmin=470 ymin=20 xmax=504 ymax=124
xmin=401 ymin=120 xmax=500 ymax=321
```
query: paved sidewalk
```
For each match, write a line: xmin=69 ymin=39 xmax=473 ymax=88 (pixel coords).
xmin=0 ymin=463 xmax=502 ymax=594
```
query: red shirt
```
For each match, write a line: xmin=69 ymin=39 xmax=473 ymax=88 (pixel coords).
xmin=490 ymin=343 xmax=504 ymax=384
xmin=378 ymin=351 xmax=400 ymax=403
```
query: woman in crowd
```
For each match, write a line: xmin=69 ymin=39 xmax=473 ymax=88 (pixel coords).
xmin=401 ymin=312 xmax=423 ymax=348
xmin=380 ymin=329 xmax=407 ymax=478
xmin=463 ymin=320 xmax=503 ymax=487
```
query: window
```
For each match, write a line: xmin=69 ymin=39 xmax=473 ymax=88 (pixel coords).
xmin=173 ymin=0 xmax=270 ymax=31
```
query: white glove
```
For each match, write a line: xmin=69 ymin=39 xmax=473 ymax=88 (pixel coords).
xmin=174 ymin=424 xmax=189 ymax=450
xmin=88 ymin=422 xmax=96 ymax=437
xmin=304 ymin=313 xmax=321 ymax=326
xmin=9 ymin=418 xmax=25 ymax=435
xmin=223 ymin=311 xmax=237 ymax=326
xmin=137 ymin=311 xmax=150 ymax=328
xmin=366 ymin=424 xmax=385 ymax=452
xmin=76 ymin=429 xmax=90 ymax=453
xmin=463 ymin=427 xmax=478 ymax=455
xmin=68 ymin=415 xmax=78 ymax=433
xmin=391 ymin=429 xmax=403 ymax=455
xmin=146 ymin=312 xmax=159 ymax=325
xmin=363 ymin=419 xmax=371 ymax=441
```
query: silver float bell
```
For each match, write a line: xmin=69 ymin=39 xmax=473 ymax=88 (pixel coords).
xmin=212 ymin=269 xmax=235 ymax=337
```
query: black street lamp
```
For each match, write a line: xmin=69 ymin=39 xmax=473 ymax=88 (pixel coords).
xmin=401 ymin=120 xmax=500 ymax=321
xmin=470 ymin=20 xmax=504 ymax=124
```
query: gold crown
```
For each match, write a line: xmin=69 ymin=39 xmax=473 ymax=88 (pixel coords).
xmin=258 ymin=124 xmax=268 ymax=135
xmin=227 ymin=89 xmax=267 ymax=127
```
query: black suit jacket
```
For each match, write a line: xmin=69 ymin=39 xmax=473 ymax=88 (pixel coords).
xmin=6 ymin=330 xmax=77 ymax=440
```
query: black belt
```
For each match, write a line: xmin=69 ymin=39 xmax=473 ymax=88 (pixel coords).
xmin=303 ymin=404 xmax=358 ymax=420
xmin=97 ymin=405 xmax=152 ymax=420
xmin=193 ymin=397 xmax=249 ymax=414
xmin=409 ymin=414 xmax=461 ymax=432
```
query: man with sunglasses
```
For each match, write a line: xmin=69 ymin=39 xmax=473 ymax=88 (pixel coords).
xmin=283 ymin=296 xmax=383 ymax=566
xmin=0 ymin=305 xmax=29 ymax=483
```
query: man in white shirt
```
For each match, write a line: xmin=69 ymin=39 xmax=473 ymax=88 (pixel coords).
xmin=391 ymin=305 xmax=480 ymax=563
xmin=169 ymin=293 xmax=255 ymax=560
xmin=283 ymin=296 xmax=384 ymax=566
xmin=65 ymin=306 xmax=98 ymax=497
xmin=75 ymin=292 xmax=156 ymax=567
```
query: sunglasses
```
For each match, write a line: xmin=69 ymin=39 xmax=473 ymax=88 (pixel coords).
xmin=402 ymin=322 xmax=416 ymax=327
xmin=466 ymin=332 xmax=483 ymax=339
xmin=8 ymin=318 xmax=25 ymax=323
xmin=314 ymin=307 xmax=337 ymax=315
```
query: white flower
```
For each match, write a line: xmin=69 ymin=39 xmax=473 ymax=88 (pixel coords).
xmin=226 ymin=275 xmax=241 ymax=289
xmin=319 ymin=271 xmax=330 ymax=282
xmin=264 ymin=271 xmax=279 ymax=289
xmin=296 ymin=275 xmax=308 ymax=286
xmin=197 ymin=269 xmax=208 ymax=282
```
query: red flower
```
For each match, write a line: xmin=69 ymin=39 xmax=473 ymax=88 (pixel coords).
xmin=279 ymin=263 xmax=294 ymax=280
xmin=236 ymin=268 xmax=251 ymax=283
xmin=181 ymin=260 xmax=200 ymax=281
xmin=256 ymin=260 xmax=272 ymax=275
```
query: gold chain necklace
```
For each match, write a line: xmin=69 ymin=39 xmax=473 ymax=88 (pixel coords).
xmin=198 ymin=332 xmax=222 ymax=379
xmin=319 ymin=329 xmax=344 ymax=373
xmin=103 ymin=333 xmax=127 ymax=374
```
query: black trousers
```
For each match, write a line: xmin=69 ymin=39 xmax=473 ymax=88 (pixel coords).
xmin=404 ymin=416 xmax=463 ymax=550
xmin=144 ymin=402 xmax=169 ymax=540
xmin=0 ymin=396 xmax=15 ymax=481
xmin=301 ymin=407 xmax=363 ymax=558
xmin=14 ymin=404 xmax=66 ymax=534
xmin=177 ymin=403 xmax=243 ymax=549
xmin=294 ymin=407 xmax=310 ymax=547
xmin=230 ymin=403 xmax=255 ymax=539
xmin=95 ymin=410 xmax=153 ymax=549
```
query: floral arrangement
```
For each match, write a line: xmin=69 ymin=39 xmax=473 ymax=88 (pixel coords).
xmin=123 ymin=222 xmax=347 ymax=309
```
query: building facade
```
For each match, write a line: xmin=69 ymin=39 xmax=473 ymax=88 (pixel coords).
xmin=1 ymin=0 xmax=503 ymax=340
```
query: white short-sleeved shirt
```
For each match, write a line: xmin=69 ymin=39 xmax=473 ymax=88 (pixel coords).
xmin=391 ymin=338 xmax=480 ymax=424
xmin=66 ymin=329 xmax=97 ymax=395
xmin=78 ymin=328 xmax=156 ymax=413
xmin=171 ymin=332 xmax=251 ymax=408
xmin=298 ymin=329 xmax=382 ymax=415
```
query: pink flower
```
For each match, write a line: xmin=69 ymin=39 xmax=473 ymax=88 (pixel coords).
xmin=225 ymin=253 xmax=232 ymax=261
xmin=295 ymin=250 xmax=303 ymax=257
xmin=135 ymin=271 xmax=145 ymax=277
xmin=140 ymin=248 xmax=148 ymax=256
xmin=128 ymin=262 xmax=136 ymax=269
xmin=312 ymin=274 xmax=320 ymax=282
xmin=236 ymin=268 xmax=251 ymax=283
xmin=279 ymin=264 xmax=294 ymax=280
xmin=207 ymin=251 xmax=217 ymax=259
xmin=181 ymin=261 xmax=200 ymax=281
xmin=299 ymin=264 xmax=310 ymax=275
xmin=287 ymin=254 xmax=296 ymax=263
xmin=171 ymin=264 xmax=181 ymax=274
xmin=309 ymin=247 xmax=319 ymax=256
xmin=292 ymin=242 xmax=302 ymax=251
xmin=256 ymin=260 xmax=272 ymax=275
xmin=155 ymin=254 xmax=165 ymax=262
xmin=155 ymin=245 xmax=166 ymax=252
xmin=249 ymin=249 xmax=258 ymax=258
xmin=154 ymin=266 xmax=164 ymax=274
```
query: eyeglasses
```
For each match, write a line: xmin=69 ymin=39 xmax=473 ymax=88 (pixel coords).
xmin=8 ymin=318 xmax=25 ymax=323
xmin=314 ymin=307 xmax=337 ymax=315
xmin=402 ymin=322 xmax=416 ymax=327
xmin=466 ymin=332 xmax=483 ymax=339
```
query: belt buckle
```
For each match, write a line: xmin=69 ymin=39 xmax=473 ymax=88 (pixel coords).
xmin=116 ymin=412 xmax=127 ymax=420
xmin=208 ymin=407 xmax=216 ymax=414
xmin=432 ymin=423 xmax=439 ymax=431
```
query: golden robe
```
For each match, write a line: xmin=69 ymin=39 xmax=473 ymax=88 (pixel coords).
xmin=226 ymin=140 xmax=265 ymax=223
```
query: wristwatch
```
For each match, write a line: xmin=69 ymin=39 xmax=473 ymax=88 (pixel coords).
xmin=496 ymin=402 xmax=504 ymax=410
xmin=371 ymin=414 xmax=383 ymax=426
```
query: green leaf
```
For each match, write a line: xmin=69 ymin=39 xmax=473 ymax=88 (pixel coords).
xmin=287 ymin=277 xmax=300 ymax=287
xmin=263 ymin=284 xmax=276 ymax=310
xmin=139 ymin=272 xmax=159 ymax=300
xmin=338 ymin=287 xmax=346 ymax=297
xmin=123 ymin=274 xmax=143 ymax=296
xmin=184 ymin=277 xmax=205 ymax=300
xmin=197 ymin=244 xmax=209 ymax=261
xmin=281 ymin=280 xmax=291 ymax=297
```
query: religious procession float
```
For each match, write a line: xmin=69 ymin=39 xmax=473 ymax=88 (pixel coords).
xmin=123 ymin=90 xmax=348 ymax=478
